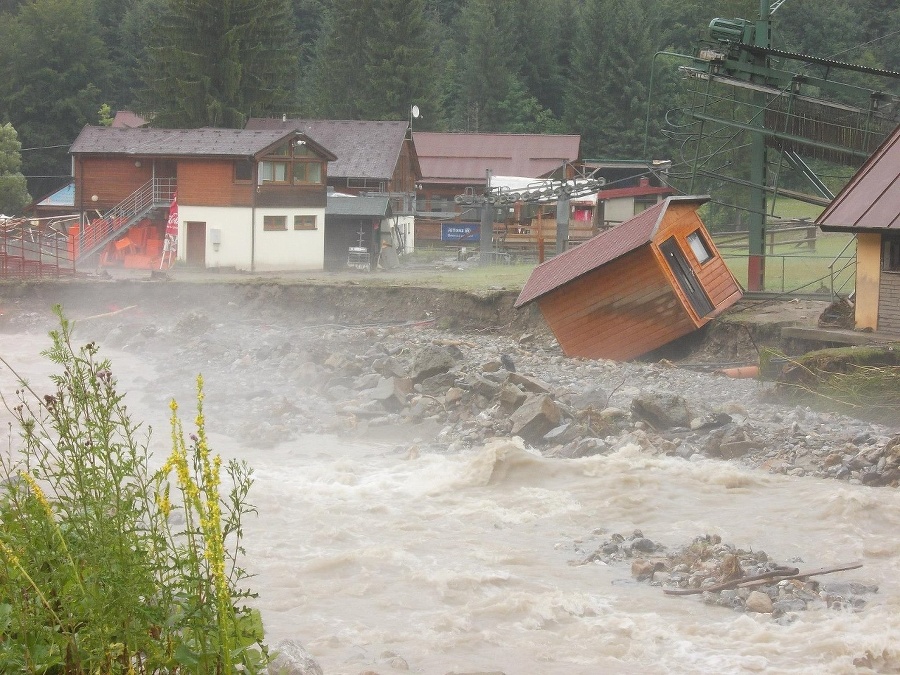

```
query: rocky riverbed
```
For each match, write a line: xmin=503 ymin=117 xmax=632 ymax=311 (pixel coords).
xmin=6 ymin=290 xmax=889 ymax=490
xmin=3 ymin=281 xmax=900 ymax=674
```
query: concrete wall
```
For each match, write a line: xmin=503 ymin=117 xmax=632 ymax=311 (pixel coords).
xmin=177 ymin=205 xmax=325 ymax=271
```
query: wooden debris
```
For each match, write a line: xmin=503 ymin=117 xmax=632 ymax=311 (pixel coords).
xmin=663 ymin=561 xmax=863 ymax=596
xmin=77 ymin=305 xmax=138 ymax=322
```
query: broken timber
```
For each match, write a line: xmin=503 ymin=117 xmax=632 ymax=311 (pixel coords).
xmin=663 ymin=561 xmax=863 ymax=596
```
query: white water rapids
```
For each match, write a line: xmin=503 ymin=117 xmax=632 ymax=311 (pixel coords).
xmin=3 ymin=334 xmax=900 ymax=674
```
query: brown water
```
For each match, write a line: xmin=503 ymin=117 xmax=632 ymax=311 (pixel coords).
xmin=3 ymin=334 xmax=899 ymax=674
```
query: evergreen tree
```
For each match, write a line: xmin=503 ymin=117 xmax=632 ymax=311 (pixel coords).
xmin=141 ymin=0 xmax=297 ymax=128
xmin=0 ymin=123 xmax=30 ymax=215
xmin=565 ymin=0 xmax=661 ymax=159
xmin=0 ymin=0 xmax=110 ymax=197
xmin=511 ymin=0 xmax=565 ymax=117
xmin=291 ymin=0 xmax=327 ymax=115
xmin=452 ymin=0 xmax=519 ymax=132
xmin=313 ymin=0 xmax=373 ymax=118
xmin=364 ymin=0 xmax=441 ymax=122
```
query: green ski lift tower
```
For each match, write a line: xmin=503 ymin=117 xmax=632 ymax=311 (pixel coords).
xmin=664 ymin=0 xmax=900 ymax=290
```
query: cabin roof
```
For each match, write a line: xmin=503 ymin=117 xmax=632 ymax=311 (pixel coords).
xmin=514 ymin=196 xmax=709 ymax=308
xmin=816 ymin=122 xmax=900 ymax=231
xmin=246 ymin=118 xmax=415 ymax=181
xmin=414 ymin=131 xmax=580 ymax=185
xmin=325 ymin=194 xmax=392 ymax=218
xmin=69 ymin=126 xmax=337 ymax=161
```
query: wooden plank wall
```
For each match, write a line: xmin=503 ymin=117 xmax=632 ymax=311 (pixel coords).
xmin=652 ymin=203 xmax=743 ymax=322
xmin=537 ymin=246 xmax=697 ymax=361
xmin=179 ymin=160 xmax=253 ymax=206
xmin=75 ymin=157 xmax=153 ymax=210
xmin=878 ymin=272 xmax=900 ymax=333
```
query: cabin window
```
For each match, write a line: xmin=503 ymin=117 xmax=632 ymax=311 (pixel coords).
xmin=883 ymin=237 xmax=900 ymax=272
xmin=294 ymin=143 xmax=313 ymax=157
xmin=686 ymin=230 xmax=713 ymax=264
xmin=271 ymin=143 xmax=291 ymax=157
xmin=234 ymin=160 xmax=253 ymax=181
xmin=263 ymin=215 xmax=287 ymax=231
xmin=294 ymin=215 xmax=317 ymax=230
xmin=293 ymin=162 xmax=322 ymax=184
xmin=259 ymin=161 xmax=288 ymax=183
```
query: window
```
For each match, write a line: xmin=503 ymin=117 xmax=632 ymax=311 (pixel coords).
xmin=294 ymin=215 xmax=317 ymax=230
xmin=293 ymin=162 xmax=322 ymax=184
xmin=686 ymin=230 xmax=713 ymax=264
xmin=234 ymin=160 xmax=252 ymax=181
xmin=271 ymin=143 xmax=291 ymax=157
xmin=263 ymin=215 xmax=287 ymax=231
xmin=884 ymin=237 xmax=900 ymax=272
xmin=259 ymin=161 xmax=288 ymax=183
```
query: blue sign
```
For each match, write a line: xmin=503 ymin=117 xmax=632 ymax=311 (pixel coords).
xmin=441 ymin=222 xmax=480 ymax=242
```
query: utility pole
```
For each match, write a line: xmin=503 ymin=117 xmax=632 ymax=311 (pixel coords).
xmin=556 ymin=192 xmax=570 ymax=256
xmin=480 ymin=169 xmax=494 ymax=265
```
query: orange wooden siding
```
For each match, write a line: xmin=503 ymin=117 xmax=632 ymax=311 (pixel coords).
xmin=650 ymin=203 xmax=742 ymax=323
xmin=75 ymin=157 xmax=153 ymax=210
xmin=537 ymin=247 xmax=697 ymax=361
xmin=178 ymin=160 xmax=253 ymax=206
xmin=530 ymin=199 xmax=742 ymax=361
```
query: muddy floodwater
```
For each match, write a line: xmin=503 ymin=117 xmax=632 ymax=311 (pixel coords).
xmin=1 ymin=284 xmax=899 ymax=674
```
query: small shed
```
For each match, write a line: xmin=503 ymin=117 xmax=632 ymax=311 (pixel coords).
xmin=816 ymin=123 xmax=900 ymax=333
xmin=514 ymin=196 xmax=743 ymax=361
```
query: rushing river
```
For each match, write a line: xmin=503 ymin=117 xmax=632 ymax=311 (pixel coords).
xmin=2 ymin=334 xmax=900 ymax=674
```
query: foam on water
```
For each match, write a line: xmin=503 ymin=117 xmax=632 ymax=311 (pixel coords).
xmin=4 ymin=333 xmax=900 ymax=673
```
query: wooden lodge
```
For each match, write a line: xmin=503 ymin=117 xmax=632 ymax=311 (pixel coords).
xmin=514 ymin=196 xmax=743 ymax=361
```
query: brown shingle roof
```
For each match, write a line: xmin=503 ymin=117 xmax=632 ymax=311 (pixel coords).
xmin=246 ymin=118 xmax=414 ymax=181
xmin=69 ymin=126 xmax=336 ymax=160
xmin=817 ymin=123 xmax=900 ymax=231
xmin=514 ymin=196 xmax=708 ymax=308
xmin=414 ymin=132 xmax=580 ymax=184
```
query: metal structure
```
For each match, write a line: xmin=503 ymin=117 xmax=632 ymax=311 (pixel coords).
xmin=0 ymin=216 xmax=77 ymax=278
xmin=455 ymin=166 xmax=607 ymax=262
xmin=658 ymin=0 xmax=900 ymax=290
xmin=76 ymin=178 xmax=176 ymax=263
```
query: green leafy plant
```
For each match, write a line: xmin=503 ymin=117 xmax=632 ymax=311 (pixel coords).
xmin=0 ymin=307 xmax=269 ymax=673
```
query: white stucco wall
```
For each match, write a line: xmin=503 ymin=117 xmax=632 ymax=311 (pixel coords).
xmin=392 ymin=215 xmax=415 ymax=253
xmin=176 ymin=205 xmax=325 ymax=271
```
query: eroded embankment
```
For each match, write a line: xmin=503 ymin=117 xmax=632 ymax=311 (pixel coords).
xmin=0 ymin=279 xmax=545 ymax=333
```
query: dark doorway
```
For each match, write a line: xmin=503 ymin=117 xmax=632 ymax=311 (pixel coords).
xmin=660 ymin=237 xmax=714 ymax=317
xmin=186 ymin=221 xmax=206 ymax=267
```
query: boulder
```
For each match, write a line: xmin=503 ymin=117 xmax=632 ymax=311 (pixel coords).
xmin=745 ymin=590 xmax=774 ymax=614
xmin=409 ymin=345 xmax=460 ymax=382
xmin=367 ymin=376 xmax=413 ymax=411
xmin=510 ymin=394 xmax=562 ymax=442
xmin=267 ymin=639 xmax=324 ymax=675
xmin=630 ymin=392 xmax=691 ymax=429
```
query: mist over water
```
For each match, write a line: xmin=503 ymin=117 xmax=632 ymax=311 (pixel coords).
xmin=3 ymin=332 xmax=900 ymax=674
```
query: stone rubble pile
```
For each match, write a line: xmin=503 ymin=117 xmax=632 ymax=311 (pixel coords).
xmin=75 ymin=312 xmax=900 ymax=485
xmin=579 ymin=531 xmax=876 ymax=621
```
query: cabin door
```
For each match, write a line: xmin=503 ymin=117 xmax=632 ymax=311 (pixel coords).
xmin=660 ymin=237 xmax=714 ymax=318
xmin=186 ymin=221 xmax=206 ymax=267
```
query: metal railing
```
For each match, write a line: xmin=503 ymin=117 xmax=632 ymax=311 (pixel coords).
xmin=0 ymin=217 xmax=77 ymax=278
xmin=77 ymin=178 xmax=176 ymax=261
xmin=828 ymin=236 xmax=858 ymax=298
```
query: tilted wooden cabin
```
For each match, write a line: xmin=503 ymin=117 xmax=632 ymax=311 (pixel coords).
xmin=514 ymin=196 xmax=743 ymax=361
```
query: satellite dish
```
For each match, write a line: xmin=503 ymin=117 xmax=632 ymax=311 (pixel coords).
xmin=411 ymin=105 xmax=420 ymax=119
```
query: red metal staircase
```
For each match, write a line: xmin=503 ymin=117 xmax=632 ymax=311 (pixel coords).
xmin=74 ymin=178 xmax=176 ymax=263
